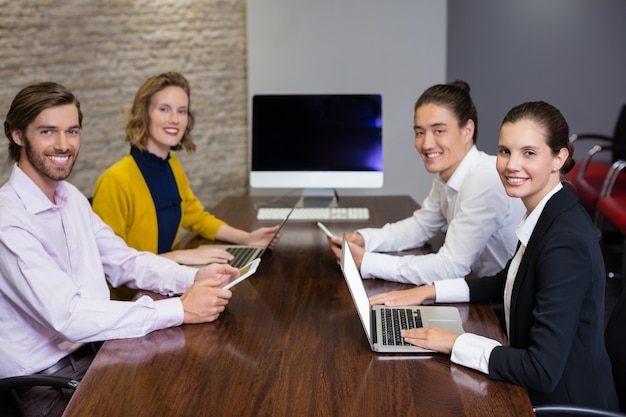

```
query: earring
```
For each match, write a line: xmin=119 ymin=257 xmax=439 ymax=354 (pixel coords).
xmin=551 ymin=168 xmax=558 ymax=172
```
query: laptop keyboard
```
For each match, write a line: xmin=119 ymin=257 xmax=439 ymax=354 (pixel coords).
xmin=225 ymin=247 xmax=259 ymax=268
xmin=381 ymin=308 xmax=423 ymax=346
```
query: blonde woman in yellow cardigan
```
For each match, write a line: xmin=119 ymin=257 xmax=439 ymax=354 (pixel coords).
xmin=93 ymin=72 xmax=281 ymax=299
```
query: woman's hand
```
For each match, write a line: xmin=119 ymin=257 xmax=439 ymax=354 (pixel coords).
xmin=401 ymin=326 xmax=459 ymax=354
xmin=214 ymin=224 xmax=280 ymax=248
xmin=248 ymin=225 xmax=281 ymax=248
xmin=163 ymin=247 xmax=234 ymax=266
xmin=369 ymin=284 xmax=436 ymax=306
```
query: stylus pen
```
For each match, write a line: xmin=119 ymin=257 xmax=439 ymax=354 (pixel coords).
xmin=316 ymin=222 xmax=335 ymax=238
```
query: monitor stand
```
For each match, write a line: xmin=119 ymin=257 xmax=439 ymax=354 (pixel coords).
xmin=295 ymin=188 xmax=338 ymax=208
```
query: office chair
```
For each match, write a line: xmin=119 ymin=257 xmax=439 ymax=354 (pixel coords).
xmin=0 ymin=376 xmax=79 ymax=417
xmin=595 ymin=160 xmax=626 ymax=284
xmin=574 ymin=151 xmax=626 ymax=212
xmin=568 ymin=104 xmax=626 ymax=211
xmin=605 ymin=286 xmax=626 ymax=412
xmin=533 ymin=405 xmax=626 ymax=417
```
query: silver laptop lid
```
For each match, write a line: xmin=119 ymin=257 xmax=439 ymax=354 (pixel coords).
xmin=340 ymin=235 xmax=374 ymax=345
xmin=340 ymin=235 xmax=465 ymax=353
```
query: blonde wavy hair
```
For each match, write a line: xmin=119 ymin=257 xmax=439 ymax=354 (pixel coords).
xmin=125 ymin=72 xmax=196 ymax=152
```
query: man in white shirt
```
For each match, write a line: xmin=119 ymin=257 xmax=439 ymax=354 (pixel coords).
xmin=0 ymin=82 xmax=237 ymax=416
xmin=328 ymin=81 xmax=524 ymax=285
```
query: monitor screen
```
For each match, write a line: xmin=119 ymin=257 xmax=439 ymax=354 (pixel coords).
xmin=250 ymin=94 xmax=383 ymax=189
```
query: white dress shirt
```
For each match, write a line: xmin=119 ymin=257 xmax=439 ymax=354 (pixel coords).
xmin=358 ymin=146 xmax=525 ymax=285
xmin=435 ymin=183 xmax=563 ymax=374
xmin=0 ymin=165 xmax=197 ymax=378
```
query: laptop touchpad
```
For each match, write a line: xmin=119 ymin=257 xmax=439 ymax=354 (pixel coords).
xmin=427 ymin=319 xmax=464 ymax=334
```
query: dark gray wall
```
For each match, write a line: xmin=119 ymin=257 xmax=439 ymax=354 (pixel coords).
xmin=447 ymin=0 xmax=626 ymax=162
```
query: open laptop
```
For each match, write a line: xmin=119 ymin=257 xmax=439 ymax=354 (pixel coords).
xmin=339 ymin=235 xmax=465 ymax=353
xmin=203 ymin=206 xmax=294 ymax=268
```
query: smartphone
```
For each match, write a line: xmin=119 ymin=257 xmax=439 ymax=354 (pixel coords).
xmin=223 ymin=258 xmax=261 ymax=290
xmin=316 ymin=222 xmax=335 ymax=238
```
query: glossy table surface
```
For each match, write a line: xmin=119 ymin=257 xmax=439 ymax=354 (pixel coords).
xmin=63 ymin=195 xmax=533 ymax=417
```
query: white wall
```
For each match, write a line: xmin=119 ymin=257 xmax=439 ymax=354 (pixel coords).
xmin=246 ymin=0 xmax=447 ymax=204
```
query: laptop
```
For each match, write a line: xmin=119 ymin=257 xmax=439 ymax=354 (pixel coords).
xmin=339 ymin=235 xmax=465 ymax=353
xmin=204 ymin=206 xmax=294 ymax=268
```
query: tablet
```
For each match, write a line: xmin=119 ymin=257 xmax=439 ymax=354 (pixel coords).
xmin=223 ymin=258 xmax=261 ymax=290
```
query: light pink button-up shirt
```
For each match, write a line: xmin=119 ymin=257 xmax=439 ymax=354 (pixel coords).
xmin=0 ymin=165 xmax=196 ymax=378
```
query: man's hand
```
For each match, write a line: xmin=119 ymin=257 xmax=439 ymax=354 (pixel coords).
xmin=194 ymin=263 xmax=239 ymax=285
xmin=327 ymin=232 xmax=365 ymax=266
xmin=180 ymin=280 xmax=232 ymax=323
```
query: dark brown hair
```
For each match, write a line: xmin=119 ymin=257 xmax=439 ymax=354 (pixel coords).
xmin=4 ymin=82 xmax=82 ymax=163
xmin=414 ymin=80 xmax=478 ymax=143
xmin=501 ymin=101 xmax=575 ymax=175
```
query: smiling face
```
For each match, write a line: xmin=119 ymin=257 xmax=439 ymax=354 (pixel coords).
xmin=496 ymin=118 xmax=567 ymax=212
xmin=413 ymin=103 xmax=474 ymax=181
xmin=12 ymin=104 xmax=81 ymax=200
xmin=146 ymin=86 xmax=189 ymax=159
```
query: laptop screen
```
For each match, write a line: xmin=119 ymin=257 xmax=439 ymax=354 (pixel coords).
xmin=340 ymin=235 xmax=372 ymax=342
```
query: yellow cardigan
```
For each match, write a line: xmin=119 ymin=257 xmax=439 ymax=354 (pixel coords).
xmin=92 ymin=153 xmax=225 ymax=254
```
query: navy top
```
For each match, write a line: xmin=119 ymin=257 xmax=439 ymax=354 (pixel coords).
xmin=131 ymin=147 xmax=182 ymax=254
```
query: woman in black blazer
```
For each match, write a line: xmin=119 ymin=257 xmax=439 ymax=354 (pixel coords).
xmin=370 ymin=101 xmax=619 ymax=410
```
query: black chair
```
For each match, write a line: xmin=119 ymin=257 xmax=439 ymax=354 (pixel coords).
xmin=595 ymin=160 xmax=626 ymax=285
xmin=533 ymin=405 xmax=626 ymax=417
xmin=0 ymin=376 xmax=79 ymax=417
xmin=568 ymin=104 xmax=626 ymax=179
xmin=605 ymin=287 xmax=626 ymax=412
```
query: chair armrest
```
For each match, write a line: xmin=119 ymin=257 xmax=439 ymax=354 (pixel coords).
xmin=0 ymin=375 xmax=79 ymax=390
xmin=599 ymin=159 xmax=626 ymax=198
xmin=577 ymin=144 xmax=614 ymax=181
xmin=570 ymin=133 xmax=613 ymax=143
xmin=533 ymin=404 xmax=626 ymax=416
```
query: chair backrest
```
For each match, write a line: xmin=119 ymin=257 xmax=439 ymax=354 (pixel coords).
xmin=0 ymin=389 xmax=21 ymax=417
xmin=0 ymin=375 xmax=79 ymax=417
xmin=533 ymin=404 xmax=626 ymax=416
xmin=605 ymin=287 xmax=626 ymax=412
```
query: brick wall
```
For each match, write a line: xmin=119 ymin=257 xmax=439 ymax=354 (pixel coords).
xmin=0 ymin=0 xmax=248 ymax=209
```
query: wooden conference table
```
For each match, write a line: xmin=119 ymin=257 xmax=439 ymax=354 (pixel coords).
xmin=63 ymin=195 xmax=533 ymax=417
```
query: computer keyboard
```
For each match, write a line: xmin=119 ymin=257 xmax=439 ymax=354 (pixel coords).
xmin=257 ymin=207 xmax=370 ymax=221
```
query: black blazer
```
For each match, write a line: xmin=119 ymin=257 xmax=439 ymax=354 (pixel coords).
xmin=467 ymin=183 xmax=618 ymax=409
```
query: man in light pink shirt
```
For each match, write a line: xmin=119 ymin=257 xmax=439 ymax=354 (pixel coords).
xmin=0 ymin=82 xmax=237 ymax=417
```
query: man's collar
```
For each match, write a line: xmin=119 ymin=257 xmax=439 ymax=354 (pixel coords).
xmin=443 ymin=145 xmax=479 ymax=192
xmin=9 ymin=163 xmax=66 ymax=214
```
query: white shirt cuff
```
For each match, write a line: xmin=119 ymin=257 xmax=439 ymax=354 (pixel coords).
xmin=357 ymin=228 xmax=381 ymax=252
xmin=450 ymin=333 xmax=501 ymax=374
xmin=153 ymin=297 xmax=185 ymax=329
xmin=361 ymin=252 xmax=400 ymax=280
xmin=434 ymin=278 xmax=470 ymax=303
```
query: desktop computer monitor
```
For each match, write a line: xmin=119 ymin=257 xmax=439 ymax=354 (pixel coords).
xmin=249 ymin=94 xmax=383 ymax=206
